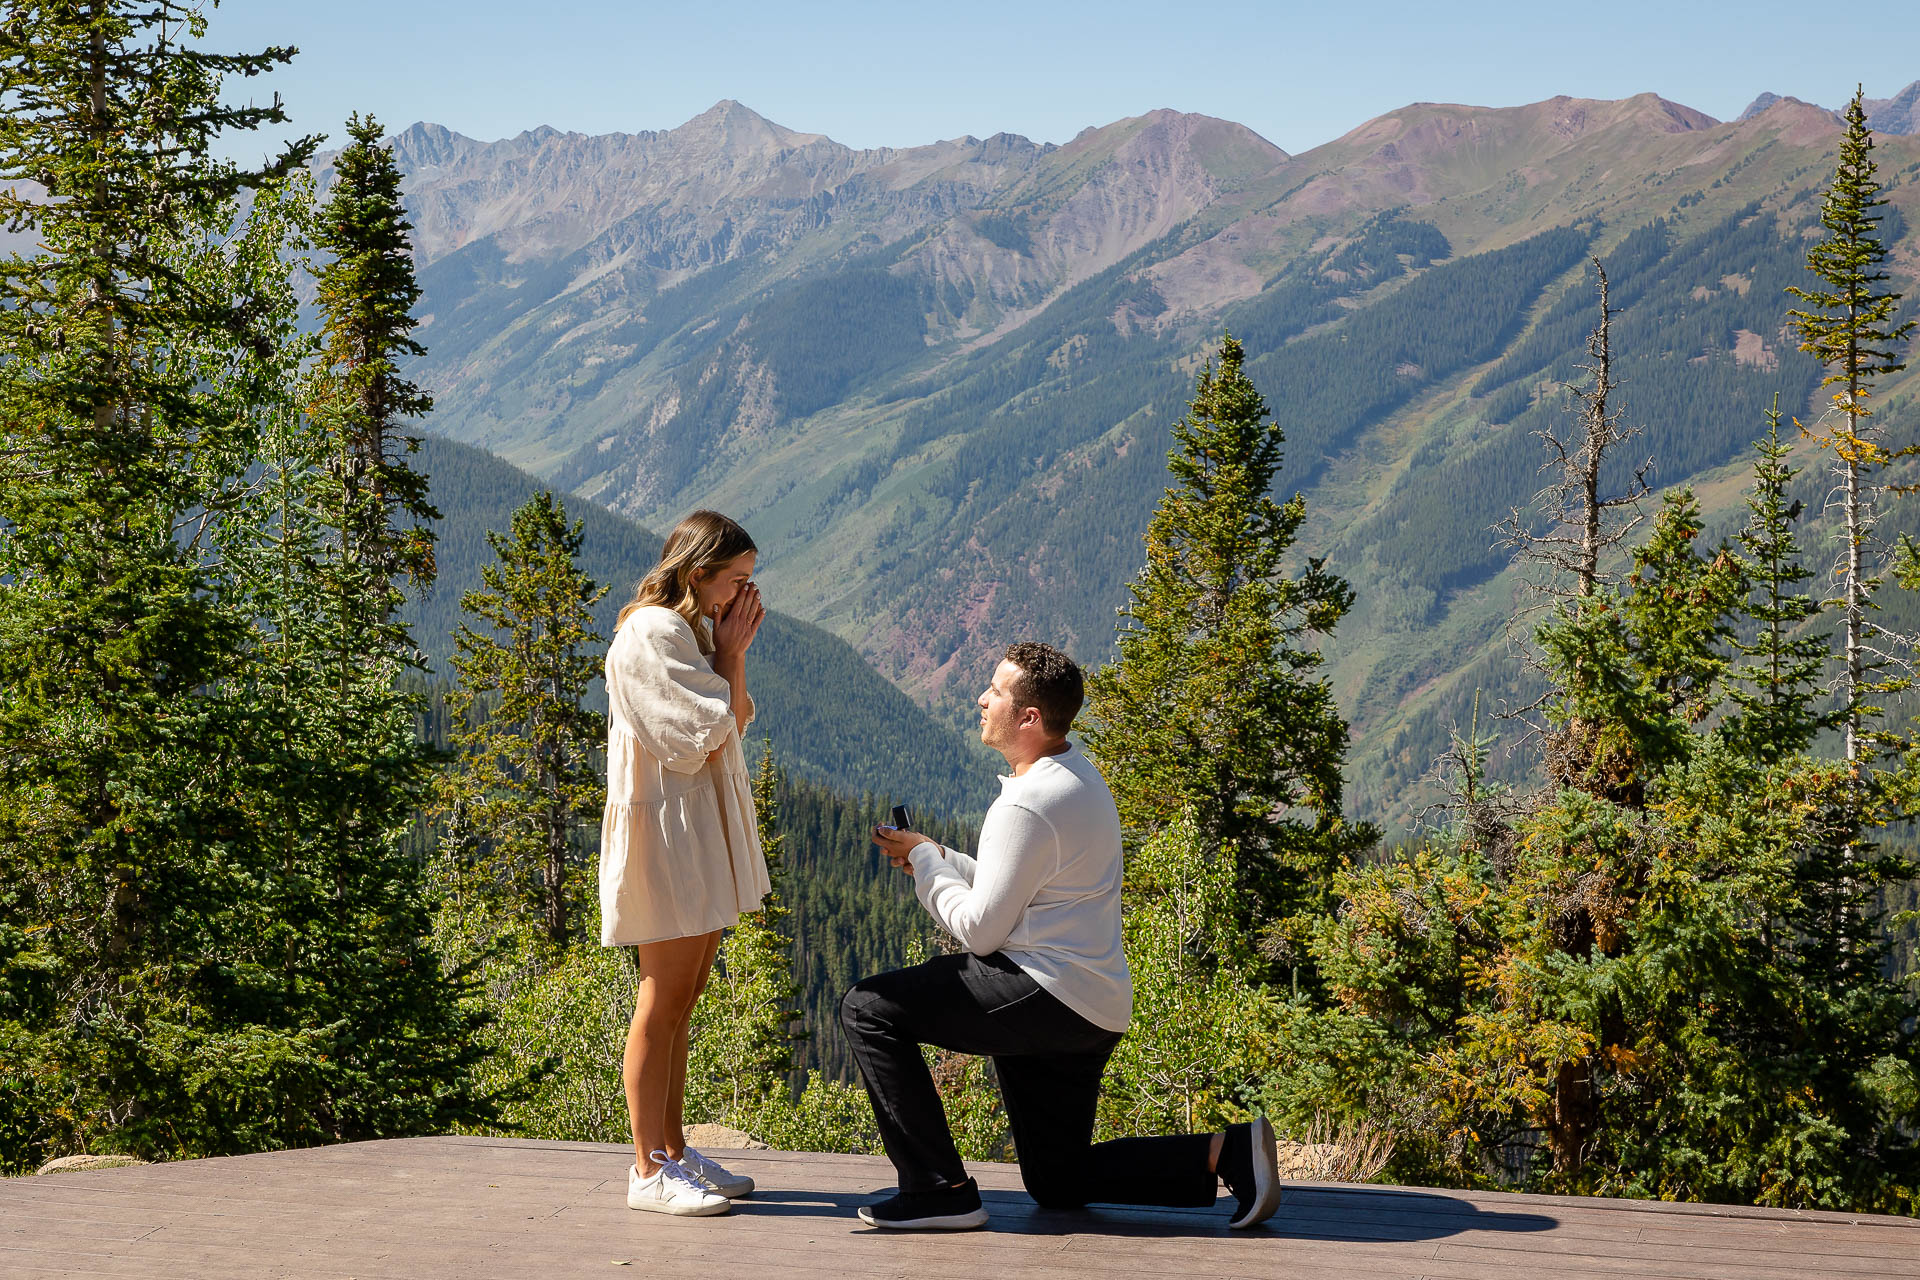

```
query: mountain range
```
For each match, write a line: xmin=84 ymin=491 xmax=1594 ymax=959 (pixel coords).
xmin=1739 ymin=82 xmax=1920 ymax=134
xmin=367 ymin=82 xmax=1920 ymax=833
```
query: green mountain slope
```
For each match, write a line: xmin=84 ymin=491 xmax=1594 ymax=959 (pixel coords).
xmin=405 ymin=435 xmax=995 ymax=815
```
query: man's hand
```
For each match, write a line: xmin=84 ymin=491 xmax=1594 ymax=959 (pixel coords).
xmin=873 ymin=826 xmax=934 ymax=874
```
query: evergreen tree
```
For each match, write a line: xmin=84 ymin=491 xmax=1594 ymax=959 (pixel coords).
xmin=1096 ymin=815 xmax=1273 ymax=1140
xmin=1083 ymin=334 xmax=1374 ymax=937
xmin=310 ymin=112 xmax=436 ymax=607
xmin=238 ymin=111 xmax=488 ymax=1141
xmin=1536 ymin=492 xmax=1744 ymax=807
xmin=436 ymin=491 xmax=607 ymax=946
xmin=1292 ymin=483 xmax=1920 ymax=1209
xmin=1785 ymin=86 xmax=1916 ymax=767
xmin=1725 ymin=402 xmax=1834 ymax=764
xmin=0 ymin=1 xmax=322 ymax=1166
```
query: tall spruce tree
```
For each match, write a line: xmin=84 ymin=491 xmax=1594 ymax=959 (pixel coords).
xmin=1725 ymin=402 xmax=1835 ymax=764
xmin=245 ymin=111 xmax=489 ymax=1140
xmin=1785 ymin=86 xmax=1916 ymax=767
xmin=0 ymin=1 xmax=322 ymax=1166
xmin=436 ymin=491 xmax=607 ymax=946
xmin=1082 ymin=334 xmax=1374 ymax=937
xmin=311 ymin=112 xmax=435 ymax=607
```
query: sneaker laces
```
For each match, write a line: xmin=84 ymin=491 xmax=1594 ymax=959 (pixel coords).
xmin=647 ymin=1150 xmax=710 ymax=1196
xmin=681 ymin=1147 xmax=728 ymax=1180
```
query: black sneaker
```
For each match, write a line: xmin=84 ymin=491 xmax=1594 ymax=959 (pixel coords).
xmin=855 ymin=1177 xmax=989 ymax=1230
xmin=1217 ymin=1116 xmax=1282 ymax=1229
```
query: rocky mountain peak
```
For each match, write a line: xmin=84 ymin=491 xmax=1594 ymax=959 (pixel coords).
xmin=386 ymin=120 xmax=485 ymax=174
xmin=673 ymin=99 xmax=831 ymax=153
xmin=1868 ymin=80 xmax=1920 ymax=135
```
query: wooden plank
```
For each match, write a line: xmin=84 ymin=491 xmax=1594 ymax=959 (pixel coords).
xmin=1336 ymin=1182 xmax=1920 ymax=1229
xmin=1433 ymin=1238 xmax=1910 ymax=1280
xmin=1633 ymin=1218 xmax=1920 ymax=1261
xmin=0 ymin=1218 xmax=163 ymax=1246
xmin=0 ymin=1229 xmax=1427 ymax=1280
xmin=7 ymin=1139 xmax=1918 ymax=1280
xmin=1277 ymin=1182 xmax=1920 ymax=1242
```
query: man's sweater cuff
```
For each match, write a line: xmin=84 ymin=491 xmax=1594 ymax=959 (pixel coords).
xmin=907 ymin=841 xmax=948 ymax=877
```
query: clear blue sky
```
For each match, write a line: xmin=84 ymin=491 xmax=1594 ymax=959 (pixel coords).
xmin=208 ymin=0 xmax=1918 ymax=161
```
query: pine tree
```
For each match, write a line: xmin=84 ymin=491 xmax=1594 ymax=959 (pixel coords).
xmin=1083 ymin=334 xmax=1374 ymax=938
xmin=1725 ymin=402 xmax=1834 ymax=764
xmin=242 ymin=111 xmax=489 ymax=1141
xmin=310 ymin=112 xmax=435 ymax=607
xmin=1785 ymin=86 xmax=1916 ymax=767
xmin=0 ymin=1 xmax=322 ymax=1166
xmin=1535 ymin=491 xmax=1745 ymax=806
xmin=1097 ymin=815 xmax=1272 ymax=1140
xmin=436 ymin=491 xmax=607 ymax=946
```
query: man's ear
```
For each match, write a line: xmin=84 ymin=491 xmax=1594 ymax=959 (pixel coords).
xmin=1019 ymin=705 xmax=1044 ymax=732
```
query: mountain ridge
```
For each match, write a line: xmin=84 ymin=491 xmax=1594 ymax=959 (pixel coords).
xmin=371 ymin=85 xmax=1920 ymax=832
xmin=1737 ymin=80 xmax=1920 ymax=133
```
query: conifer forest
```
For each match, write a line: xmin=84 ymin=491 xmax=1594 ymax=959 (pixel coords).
xmin=5 ymin=2 xmax=1920 ymax=1216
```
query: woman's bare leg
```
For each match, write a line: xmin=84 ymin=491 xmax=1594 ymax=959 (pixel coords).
xmin=662 ymin=929 xmax=725 ymax=1160
xmin=625 ymin=931 xmax=722 ymax=1176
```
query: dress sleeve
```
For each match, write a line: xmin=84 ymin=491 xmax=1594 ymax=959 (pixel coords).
xmin=608 ymin=610 xmax=736 ymax=774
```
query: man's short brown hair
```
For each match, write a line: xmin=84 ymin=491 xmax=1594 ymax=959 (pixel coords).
xmin=1003 ymin=642 xmax=1084 ymax=737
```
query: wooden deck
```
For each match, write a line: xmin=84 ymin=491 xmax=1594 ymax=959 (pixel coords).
xmin=4 ymin=1137 xmax=1917 ymax=1279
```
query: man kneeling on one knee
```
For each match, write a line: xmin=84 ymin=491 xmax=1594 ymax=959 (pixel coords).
xmin=841 ymin=641 xmax=1282 ymax=1231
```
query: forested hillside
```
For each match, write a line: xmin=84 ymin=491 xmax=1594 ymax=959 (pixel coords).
xmin=408 ymin=434 xmax=994 ymax=815
xmin=373 ymin=90 xmax=1920 ymax=832
xmin=771 ymin=774 xmax=972 ymax=1083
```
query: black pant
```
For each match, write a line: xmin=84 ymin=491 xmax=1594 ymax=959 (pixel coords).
xmin=839 ymin=951 xmax=1218 ymax=1209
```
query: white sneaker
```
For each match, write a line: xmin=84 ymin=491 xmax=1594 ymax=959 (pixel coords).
xmin=680 ymin=1146 xmax=755 ymax=1198
xmin=627 ymin=1154 xmax=730 ymax=1216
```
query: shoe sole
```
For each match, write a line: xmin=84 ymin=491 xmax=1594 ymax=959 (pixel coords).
xmin=707 ymin=1177 xmax=755 ymax=1199
xmin=628 ymin=1195 xmax=732 ymax=1216
xmin=856 ymin=1206 xmax=989 ymax=1230
xmin=1228 ymin=1115 xmax=1283 ymax=1229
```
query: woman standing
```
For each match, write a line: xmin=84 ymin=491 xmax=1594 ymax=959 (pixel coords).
xmin=601 ymin=510 xmax=770 ymax=1216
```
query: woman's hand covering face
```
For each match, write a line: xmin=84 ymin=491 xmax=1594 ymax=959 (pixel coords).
xmin=711 ymin=582 xmax=765 ymax=660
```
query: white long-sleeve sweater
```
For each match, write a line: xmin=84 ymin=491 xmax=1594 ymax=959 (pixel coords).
xmin=907 ymin=744 xmax=1131 ymax=1032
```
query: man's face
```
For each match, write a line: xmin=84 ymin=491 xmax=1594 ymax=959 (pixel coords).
xmin=978 ymin=659 xmax=1031 ymax=752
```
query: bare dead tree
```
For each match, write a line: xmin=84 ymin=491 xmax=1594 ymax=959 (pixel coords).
xmin=1497 ymin=258 xmax=1654 ymax=600
xmin=1474 ymin=258 xmax=1657 ymax=798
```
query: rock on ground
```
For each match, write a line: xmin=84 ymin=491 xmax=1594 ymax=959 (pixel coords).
xmin=37 ymin=1155 xmax=149 ymax=1175
xmin=683 ymin=1124 xmax=768 ymax=1150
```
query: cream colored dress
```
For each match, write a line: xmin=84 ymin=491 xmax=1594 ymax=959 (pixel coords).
xmin=598 ymin=605 xmax=769 ymax=946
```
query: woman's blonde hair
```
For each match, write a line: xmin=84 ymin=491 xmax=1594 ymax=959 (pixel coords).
xmin=618 ymin=510 xmax=758 ymax=646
